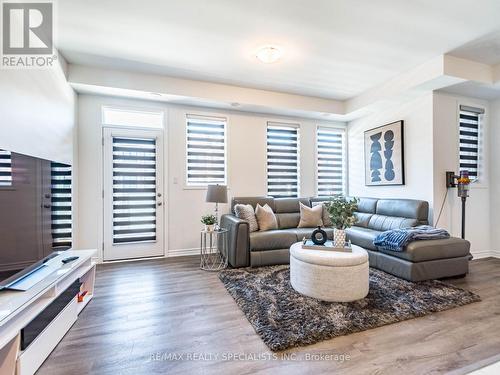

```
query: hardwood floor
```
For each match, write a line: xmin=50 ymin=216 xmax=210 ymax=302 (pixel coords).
xmin=37 ymin=257 xmax=500 ymax=375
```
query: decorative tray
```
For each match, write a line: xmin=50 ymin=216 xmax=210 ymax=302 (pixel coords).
xmin=301 ymin=239 xmax=352 ymax=252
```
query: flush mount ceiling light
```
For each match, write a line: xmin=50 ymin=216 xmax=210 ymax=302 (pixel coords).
xmin=256 ymin=46 xmax=283 ymax=64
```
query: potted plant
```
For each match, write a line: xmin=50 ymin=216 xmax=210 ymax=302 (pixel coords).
xmin=201 ymin=214 xmax=217 ymax=232
xmin=325 ymin=196 xmax=359 ymax=248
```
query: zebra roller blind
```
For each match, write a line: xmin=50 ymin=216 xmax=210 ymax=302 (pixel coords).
xmin=112 ymin=137 xmax=157 ymax=244
xmin=0 ymin=149 xmax=12 ymax=187
xmin=267 ymin=122 xmax=299 ymax=198
xmin=316 ymin=127 xmax=345 ymax=196
xmin=459 ymin=105 xmax=483 ymax=180
xmin=186 ymin=115 xmax=226 ymax=186
xmin=51 ymin=163 xmax=72 ymax=249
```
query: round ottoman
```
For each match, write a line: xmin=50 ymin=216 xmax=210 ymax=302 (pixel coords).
xmin=289 ymin=242 xmax=369 ymax=302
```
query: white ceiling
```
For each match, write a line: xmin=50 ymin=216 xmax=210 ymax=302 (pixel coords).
xmin=449 ymin=30 xmax=500 ymax=65
xmin=57 ymin=0 xmax=500 ymax=100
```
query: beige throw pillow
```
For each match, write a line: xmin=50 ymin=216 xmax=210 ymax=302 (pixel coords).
xmin=312 ymin=202 xmax=332 ymax=227
xmin=298 ymin=202 xmax=324 ymax=228
xmin=255 ymin=204 xmax=278 ymax=231
xmin=234 ymin=204 xmax=259 ymax=232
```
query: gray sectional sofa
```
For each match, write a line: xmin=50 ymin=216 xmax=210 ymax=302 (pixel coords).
xmin=220 ymin=196 xmax=471 ymax=281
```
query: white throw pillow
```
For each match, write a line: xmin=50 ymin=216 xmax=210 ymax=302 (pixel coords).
xmin=255 ymin=204 xmax=278 ymax=231
xmin=234 ymin=204 xmax=259 ymax=232
xmin=298 ymin=202 xmax=324 ymax=228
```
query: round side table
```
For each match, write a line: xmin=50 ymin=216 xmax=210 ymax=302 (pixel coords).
xmin=200 ymin=228 xmax=228 ymax=271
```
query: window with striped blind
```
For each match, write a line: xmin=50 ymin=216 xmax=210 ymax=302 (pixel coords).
xmin=459 ymin=105 xmax=483 ymax=180
xmin=267 ymin=122 xmax=300 ymax=198
xmin=186 ymin=115 xmax=227 ymax=186
xmin=51 ymin=162 xmax=72 ymax=249
xmin=316 ymin=127 xmax=345 ymax=196
xmin=0 ymin=149 xmax=12 ymax=187
xmin=112 ymin=137 xmax=157 ymax=244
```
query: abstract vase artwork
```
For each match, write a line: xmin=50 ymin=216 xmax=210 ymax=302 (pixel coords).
xmin=369 ymin=132 xmax=383 ymax=182
xmin=364 ymin=121 xmax=404 ymax=186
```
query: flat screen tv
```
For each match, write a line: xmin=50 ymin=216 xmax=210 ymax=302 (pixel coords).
xmin=0 ymin=149 xmax=72 ymax=290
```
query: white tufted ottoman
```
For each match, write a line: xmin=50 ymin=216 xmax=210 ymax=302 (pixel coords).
xmin=290 ymin=242 xmax=369 ymax=302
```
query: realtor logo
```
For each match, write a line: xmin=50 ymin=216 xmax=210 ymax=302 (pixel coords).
xmin=1 ymin=1 xmax=55 ymax=68
xmin=3 ymin=2 xmax=53 ymax=54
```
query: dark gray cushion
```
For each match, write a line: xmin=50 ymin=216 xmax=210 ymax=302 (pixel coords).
xmin=376 ymin=199 xmax=428 ymax=223
xmin=276 ymin=213 xmax=300 ymax=229
xmin=345 ymin=226 xmax=382 ymax=251
xmin=274 ymin=198 xmax=310 ymax=213
xmin=249 ymin=230 xmax=297 ymax=251
xmin=231 ymin=197 xmax=275 ymax=213
xmin=355 ymin=197 xmax=378 ymax=214
xmin=378 ymin=238 xmax=471 ymax=262
xmin=354 ymin=212 xmax=372 ymax=228
xmin=367 ymin=214 xmax=418 ymax=231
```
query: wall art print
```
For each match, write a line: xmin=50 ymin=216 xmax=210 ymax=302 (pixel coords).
xmin=364 ymin=121 xmax=405 ymax=186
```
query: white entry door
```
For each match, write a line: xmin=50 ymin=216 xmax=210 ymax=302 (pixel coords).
xmin=103 ymin=128 xmax=165 ymax=261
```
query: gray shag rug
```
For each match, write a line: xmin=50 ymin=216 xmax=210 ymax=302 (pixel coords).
xmin=219 ymin=265 xmax=480 ymax=351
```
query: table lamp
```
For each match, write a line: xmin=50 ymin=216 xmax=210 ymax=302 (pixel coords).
xmin=206 ymin=184 xmax=228 ymax=230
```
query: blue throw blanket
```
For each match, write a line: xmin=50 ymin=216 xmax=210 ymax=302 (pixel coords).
xmin=373 ymin=225 xmax=450 ymax=252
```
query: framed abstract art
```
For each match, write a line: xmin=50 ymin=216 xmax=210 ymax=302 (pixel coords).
xmin=364 ymin=120 xmax=405 ymax=186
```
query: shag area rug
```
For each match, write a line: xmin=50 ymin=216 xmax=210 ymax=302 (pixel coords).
xmin=219 ymin=265 xmax=480 ymax=351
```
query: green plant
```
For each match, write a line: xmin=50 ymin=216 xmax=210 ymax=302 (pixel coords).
xmin=325 ymin=196 xmax=359 ymax=230
xmin=201 ymin=214 xmax=217 ymax=225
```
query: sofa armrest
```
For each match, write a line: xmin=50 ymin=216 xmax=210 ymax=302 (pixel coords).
xmin=220 ymin=214 xmax=250 ymax=267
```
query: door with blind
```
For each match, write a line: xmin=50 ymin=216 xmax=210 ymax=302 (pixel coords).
xmin=103 ymin=128 xmax=164 ymax=261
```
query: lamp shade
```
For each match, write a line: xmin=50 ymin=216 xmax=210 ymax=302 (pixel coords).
xmin=206 ymin=184 xmax=228 ymax=203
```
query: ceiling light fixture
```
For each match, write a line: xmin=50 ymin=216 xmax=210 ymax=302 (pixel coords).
xmin=256 ymin=46 xmax=283 ymax=64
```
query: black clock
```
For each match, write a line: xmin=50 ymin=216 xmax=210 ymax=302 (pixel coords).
xmin=311 ymin=226 xmax=327 ymax=245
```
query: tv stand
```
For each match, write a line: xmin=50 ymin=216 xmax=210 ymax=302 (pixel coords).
xmin=0 ymin=250 xmax=97 ymax=375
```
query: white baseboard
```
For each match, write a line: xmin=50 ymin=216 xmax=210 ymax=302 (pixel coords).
xmin=167 ymin=248 xmax=199 ymax=257
xmin=472 ymin=250 xmax=500 ymax=259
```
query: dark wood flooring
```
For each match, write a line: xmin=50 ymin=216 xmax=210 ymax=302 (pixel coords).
xmin=37 ymin=257 xmax=500 ymax=375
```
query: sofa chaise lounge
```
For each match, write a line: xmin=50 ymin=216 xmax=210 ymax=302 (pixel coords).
xmin=220 ymin=196 xmax=470 ymax=281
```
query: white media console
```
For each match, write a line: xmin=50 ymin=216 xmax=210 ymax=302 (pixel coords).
xmin=0 ymin=250 xmax=97 ymax=375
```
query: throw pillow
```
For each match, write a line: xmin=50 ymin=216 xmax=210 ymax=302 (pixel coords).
xmin=312 ymin=202 xmax=333 ymax=227
xmin=234 ymin=204 xmax=259 ymax=232
xmin=255 ymin=204 xmax=278 ymax=231
xmin=298 ymin=202 xmax=324 ymax=228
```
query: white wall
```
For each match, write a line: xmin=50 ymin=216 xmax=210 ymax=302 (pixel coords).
xmin=433 ymin=92 xmax=491 ymax=255
xmin=0 ymin=59 xmax=79 ymax=247
xmin=490 ymin=99 xmax=500 ymax=255
xmin=0 ymin=61 xmax=76 ymax=165
xmin=347 ymin=93 xmax=435 ymax=218
xmin=77 ymin=94 xmax=345 ymax=259
xmin=347 ymin=91 xmax=493 ymax=257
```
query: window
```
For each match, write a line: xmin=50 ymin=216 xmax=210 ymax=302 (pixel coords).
xmin=102 ymin=107 xmax=164 ymax=129
xmin=186 ymin=115 xmax=227 ymax=186
xmin=51 ymin=162 xmax=72 ymax=249
xmin=316 ymin=126 xmax=346 ymax=196
xmin=459 ymin=105 xmax=483 ymax=180
xmin=0 ymin=149 xmax=12 ymax=187
xmin=267 ymin=122 xmax=299 ymax=198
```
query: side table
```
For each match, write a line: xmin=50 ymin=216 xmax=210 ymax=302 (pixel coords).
xmin=200 ymin=228 xmax=228 ymax=271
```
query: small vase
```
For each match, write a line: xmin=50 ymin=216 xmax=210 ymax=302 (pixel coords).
xmin=334 ymin=228 xmax=346 ymax=248
xmin=205 ymin=224 xmax=214 ymax=232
